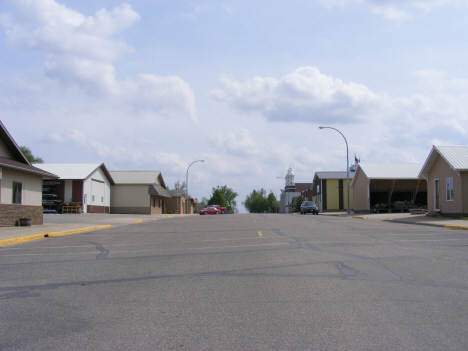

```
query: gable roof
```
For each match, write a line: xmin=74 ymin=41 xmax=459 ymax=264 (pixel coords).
xmin=295 ymin=182 xmax=313 ymax=193
xmin=0 ymin=120 xmax=29 ymax=164
xmin=36 ymin=163 xmax=115 ymax=184
xmin=351 ymin=163 xmax=423 ymax=187
xmin=419 ymin=146 xmax=468 ymax=178
xmin=0 ymin=121 xmax=58 ymax=178
xmin=110 ymin=171 xmax=160 ymax=184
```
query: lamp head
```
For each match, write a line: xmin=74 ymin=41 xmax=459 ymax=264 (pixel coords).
xmin=319 ymin=126 xmax=324 ymax=129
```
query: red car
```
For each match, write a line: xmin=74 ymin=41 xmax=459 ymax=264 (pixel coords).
xmin=199 ymin=206 xmax=219 ymax=215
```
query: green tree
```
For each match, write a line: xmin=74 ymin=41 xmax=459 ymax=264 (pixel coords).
xmin=207 ymin=188 xmax=228 ymax=208
xmin=249 ymin=196 xmax=270 ymax=213
xmin=208 ymin=185 xmax=239 ymax=213
xmin=209 ymin=185 xmax=238 ymax=213
xmin=295 ymin=196 xmax=302 ymax=212
xmin=19 ymin=146 xmax=44 ymax=164
xmin=243 ymin=188 xmax=274 ymax=213
xmin=267 ymin=192 xmax=278 ymax=213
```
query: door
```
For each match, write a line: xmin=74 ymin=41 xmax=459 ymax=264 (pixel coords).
xmin=83 ymin=194 xmax=87 ymax=213
xmin=434 ymin=179 xmax=440 ymax=211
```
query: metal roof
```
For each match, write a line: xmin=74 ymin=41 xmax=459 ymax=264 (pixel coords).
xmin=109 ymin=171 xmax=162 ymax=185
xmin=314 ymin=171 xmax=355 ymax=180
xmin=148 ymin=184 xmax=171 ymax=198
xmin=419 ymin=145 xmax=468 ymax=177
xmin=36 ymin=163 xmax=114 ymax=184
xmin=357 ymin=163 xmax=423 ymax=180
xmin=0 ymin=156 xmax=58 ymax=178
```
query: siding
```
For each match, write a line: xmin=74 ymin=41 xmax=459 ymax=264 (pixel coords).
xmin=1 ymin=169 xmax=42 ymax=206
xmin=111 ymin=184 xmax=150 ymax=208
xmin=0 ymin=139 xmax=14 ymax=159
xmin=352 ymin=169 xmax=370 ymax=212
xmin=428 ymin=155 xmax=465 ymax=215
xmin=83 ymin=167 xmax=111 ymax=209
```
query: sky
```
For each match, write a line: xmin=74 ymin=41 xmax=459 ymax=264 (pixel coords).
xmin=1 ymin=0 xmax=467 ymax=212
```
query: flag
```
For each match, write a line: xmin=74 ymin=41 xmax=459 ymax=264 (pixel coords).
xmin=355 ymin=156 xmax=359 ymax=166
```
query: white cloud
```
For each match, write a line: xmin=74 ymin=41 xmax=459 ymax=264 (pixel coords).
xmin=212 ymin=67 xmax=380 ymax=124
xmin=319 ymin=0 xmax=456 ymax=21
xmin=0 ymin=0 xmax=197 ymax=121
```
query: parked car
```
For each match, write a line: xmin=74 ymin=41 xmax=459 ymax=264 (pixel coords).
xmin=199 ymin=206 xmax=219 ymax=215
xmin=300 ymin=201 xmax=319 ymax=215
xmin=211 ymin=205 xmax=227 ymax=214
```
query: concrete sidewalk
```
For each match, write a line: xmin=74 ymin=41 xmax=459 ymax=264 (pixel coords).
xmin=0 ymin=213 xmax=188 ymax=246
xmin=343 ymin=212 xmax=468 ymax=230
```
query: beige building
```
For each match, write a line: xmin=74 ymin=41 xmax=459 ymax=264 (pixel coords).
xmin=110 ymin=171 xmax=170 ymax=214
xmin=419 ymin=146 xmax=468 ymax=218
xmin=0 ymin=121 xmax=58 ymax=226
xmin=352 ymin=163 xmax=426 ymax=214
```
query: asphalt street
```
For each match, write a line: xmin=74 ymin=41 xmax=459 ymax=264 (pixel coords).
xmin=1 ymin=213 xmax=468 ymax=350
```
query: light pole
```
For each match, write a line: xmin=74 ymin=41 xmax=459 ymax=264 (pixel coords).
xmin=319 ymin=126 xmax=350 ymax=214
xmin=267 ymin=189 xmax=278 ymax=213
xmin=186 ymin=160 xmax=204 ymax=214
xmin=277 ymin=176 xmax=287 ymax=213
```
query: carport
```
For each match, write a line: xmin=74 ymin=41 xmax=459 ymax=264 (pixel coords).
xmin=352 ymin=163 xmax=427 ymax=214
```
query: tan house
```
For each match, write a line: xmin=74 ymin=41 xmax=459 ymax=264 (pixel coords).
xmin=109 ymin=171 xmax=170 ymax=214
xmin=352 ymin=163 xmax=426 ymax=214
xmin=166 ymin=189 xmax=186 ymax=214
xmin=419 ymin=146 xmax=468 ymax=218
xmin=0 ymin=121 xmax=58 ymax=226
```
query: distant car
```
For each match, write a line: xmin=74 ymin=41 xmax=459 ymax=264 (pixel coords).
xmin=300 ymin=201 xmax=319 ymax=215
xmin=211 ymin=205 xmax=227 ymax=214
xmin=199 ymin=206 xmax=219 ymax=215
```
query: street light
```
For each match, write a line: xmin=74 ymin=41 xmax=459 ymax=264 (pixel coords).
xmin=267 ymin=189 xmax=278 ymax=213
xmin=186 ymin=159 xmax=204 ymax=214
xmin=319 ymin=126 xmax=350 ymax=214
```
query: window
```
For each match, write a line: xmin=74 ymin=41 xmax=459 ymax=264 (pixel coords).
xmin=446 ymin=177 xmax=454 ymax=201
xmin=12 ymin=182 xmax=22 ymax=204
xmin=101 ymin=196 xmax=104 ymax=203
xmin=92 ymin=195 xmax=95 ymax=202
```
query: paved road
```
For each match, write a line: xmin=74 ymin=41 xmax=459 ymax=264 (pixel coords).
xmin=1 ymin=213 xmax=468 ymax=350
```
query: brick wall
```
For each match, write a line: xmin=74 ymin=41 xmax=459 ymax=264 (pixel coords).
xmin=0 ymin=204 xmax=43 ymax=227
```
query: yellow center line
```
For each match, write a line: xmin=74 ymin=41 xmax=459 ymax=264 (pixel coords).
xmin=253 ymin=220 xmax=256 ymax=223
xmin=257 ymin=231 xmax=263 ymax=237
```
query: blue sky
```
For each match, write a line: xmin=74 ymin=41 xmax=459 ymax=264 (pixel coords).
xmin=1 ymin=0 xmax=467 ymax=211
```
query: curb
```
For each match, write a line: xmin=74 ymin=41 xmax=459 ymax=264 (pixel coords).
xmin=352 ymin=216 xmax=368 ymax=220
xmin=444 ymin=225 xmax=468 ymax=231
xmin=0 ymin=225 xmax=113 ymax=247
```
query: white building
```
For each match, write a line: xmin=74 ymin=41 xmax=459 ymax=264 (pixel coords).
xmin=37 ymin=163 xmax=114 ymax=213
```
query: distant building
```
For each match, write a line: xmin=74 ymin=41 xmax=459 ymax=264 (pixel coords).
xmin=109 ymin=171 xmax=170 ymax=215
xmin=279 ymin=166 xmax=312 ymax=213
